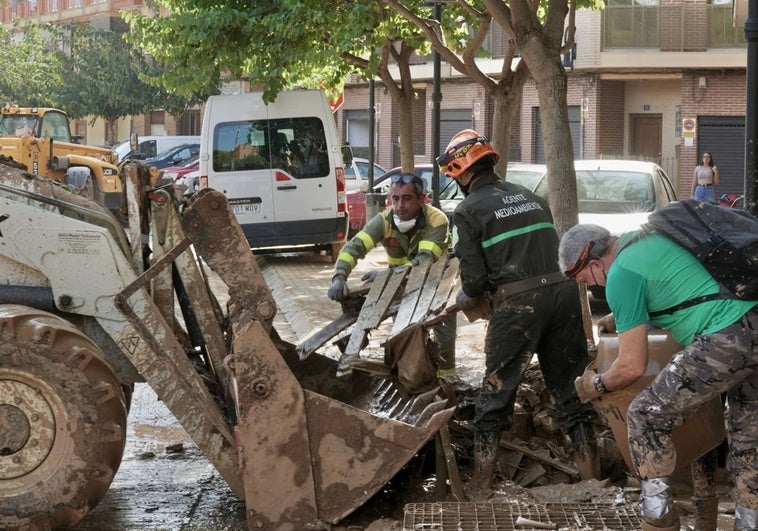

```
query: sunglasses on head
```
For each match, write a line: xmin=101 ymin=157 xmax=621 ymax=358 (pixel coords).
xmin=564 ymin=239 xmax=609 ymax=278
xmin=390 ymin=173 xmax=417 ymax=185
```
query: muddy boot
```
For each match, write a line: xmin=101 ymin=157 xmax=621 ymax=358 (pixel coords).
xmin=734 ymin=504 xmax=758 ymax=531
xmin=640 ymin=477 xmax=680 ymax=531
xmin=570 ymin=423 xmax=601 ymax=480
xmin=692 ymin=496 xmax=719 ymax=531
xmin=469 ymin=430 xmax=499 ymax=494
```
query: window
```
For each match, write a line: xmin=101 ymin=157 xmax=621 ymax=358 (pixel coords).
xmin=603 ymin=0 xmax=659 ymax=48
xmin=213 ymin=117 xmax=329 ymax=179
xmin=40 ymin=111 xmax=71 ymax=142
xmin=709 ymin=0 xmax=746 ymax=47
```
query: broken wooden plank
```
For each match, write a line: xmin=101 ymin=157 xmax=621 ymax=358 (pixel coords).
xmin=366 ymin=267 xmax=409 ymax=329
xmin=390 ymin=262 xmax=431 ymax=335
xmin=296 ymin=312 xmax=359 ymax=359
xmin=501 ymin=448 xmax=525 ymax=481
xmin=515 ymin=462 xmax=546 ymax=486
xmin=438 ymin=424 xmax=465 ymax=501
xmin=428 ymin=256 xmax=459 ymax=315
xmin=410 ymin=257 xmax=448 ymax=323
xmin=499 ymin=439 xmax=579 ymax=477
xmin=342 ymin=269 xmax=394 ymax=357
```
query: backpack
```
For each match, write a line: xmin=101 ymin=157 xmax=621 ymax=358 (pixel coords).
xmin=627 ymin=199 xmax=758 ymax=316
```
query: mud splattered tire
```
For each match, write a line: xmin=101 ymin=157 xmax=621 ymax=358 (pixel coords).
xmin=0 ymin=305 xmax=127 ymax=530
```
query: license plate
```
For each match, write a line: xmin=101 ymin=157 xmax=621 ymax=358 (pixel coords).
xmin=230 ymin=198 xmax=261 ymax=215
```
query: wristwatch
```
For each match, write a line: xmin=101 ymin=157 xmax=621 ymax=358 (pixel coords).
xmin=593 ymin=374 xmax=607 ymax=394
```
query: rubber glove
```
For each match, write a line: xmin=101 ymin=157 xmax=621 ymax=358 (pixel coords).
xmin=455 ymin=288 xmax=479 ymax=311
xmin=328 ymin=275 xmax=348 ymax=301
xmin=361 ymin=271 xmax=378 ymax=283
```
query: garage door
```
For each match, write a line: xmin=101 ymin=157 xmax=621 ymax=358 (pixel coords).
xmin=534 ymin=105 xmax=581 ymax=163
xmin=698 ymin=116 xmax=745 ymax=199
xmin=439 ymin=109 xmax=473 ymax=154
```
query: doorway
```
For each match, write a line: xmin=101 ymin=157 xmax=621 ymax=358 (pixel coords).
xmin=630 ymin=114 xmax=662 ymax=162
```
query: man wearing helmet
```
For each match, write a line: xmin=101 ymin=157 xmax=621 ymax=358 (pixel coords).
xmin=327 ymin=172 xmax=457 ymax=376
xmin=438 ymin=130 xmax=599 ymax=490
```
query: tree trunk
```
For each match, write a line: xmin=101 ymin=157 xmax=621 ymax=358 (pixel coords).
xmin=377 ymin=40 xmax=417 ymax=173
xmin=490 ymin=79 xmax=523 ymax=176
xmin=520 ymin=44 xmax=579 ymax=235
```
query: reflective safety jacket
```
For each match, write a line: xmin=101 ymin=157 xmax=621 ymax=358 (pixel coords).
xmin=333 ymin=204 xmax=450 ymax=279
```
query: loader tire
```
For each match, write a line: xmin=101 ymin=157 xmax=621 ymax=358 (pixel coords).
xmin=0 ymin=305 xmax=127 ymax=530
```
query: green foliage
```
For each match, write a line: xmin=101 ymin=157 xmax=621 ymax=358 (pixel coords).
xmin=58 ymin=24 xmax=211 ymax=122
xmin=125 ymin=0 xmax=437 ymax=103
xmin=0 ymin=22 xmax=65 ymax=107
xmin=0 ymin=21 xmax=209 ymax=130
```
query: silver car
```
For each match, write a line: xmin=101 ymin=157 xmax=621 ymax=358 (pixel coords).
xmin=441 ymin=159 xmax=678 ymax=235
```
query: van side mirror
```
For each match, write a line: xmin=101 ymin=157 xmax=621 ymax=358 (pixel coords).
xmin=341 ymin=146 xmax=353 ymax=167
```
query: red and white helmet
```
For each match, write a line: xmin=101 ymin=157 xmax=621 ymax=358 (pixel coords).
xmin=437 ymin=129 xmax=499 ymax=179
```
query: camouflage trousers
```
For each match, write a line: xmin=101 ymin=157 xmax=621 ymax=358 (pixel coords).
xmin=628 ymin=309 xmax=758 ymax=508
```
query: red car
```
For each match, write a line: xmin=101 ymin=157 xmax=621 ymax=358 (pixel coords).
xmin=346 ymin=164 xmax=452 ymax=236
xmin=161 ymin=156 xmax=199 ymax=182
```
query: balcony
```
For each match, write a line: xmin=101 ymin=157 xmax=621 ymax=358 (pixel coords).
xmin=602 ymin=3 xmax=746 ymax=50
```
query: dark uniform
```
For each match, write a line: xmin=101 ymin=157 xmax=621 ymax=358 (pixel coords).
xmin=453 ymin=169 xmax=596 ymax=454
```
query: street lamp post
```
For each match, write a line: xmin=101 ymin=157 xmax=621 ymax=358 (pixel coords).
xmin=431 ymin=1 xmax=443 ymax=207
xmin=746 ymin=0 xmax=758 ymax=215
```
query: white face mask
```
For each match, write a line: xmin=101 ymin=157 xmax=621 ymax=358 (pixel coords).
xmin=393 ymin=214 xmax=417 ymax=233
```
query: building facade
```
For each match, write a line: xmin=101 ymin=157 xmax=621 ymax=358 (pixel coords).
xmin=4 ymin=0 xmax=747 ymax=199
xmin=336 ymin=1 xmax=747 ymax=200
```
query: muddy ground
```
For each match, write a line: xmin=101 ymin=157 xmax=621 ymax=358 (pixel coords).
xmin=76 ymin=250 xmax=736 ymax=530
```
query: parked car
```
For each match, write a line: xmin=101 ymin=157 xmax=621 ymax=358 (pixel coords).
xmin=440 ymin=160 xmax=678 ymax=235
xmin=161 ymin=157 xmax=199 ymax=182
xmin=344 ymin=157 xmax=387 ymax=191
xmin=113 ymin=135 xmax=200 ymax=162
xmin=144 ymin=143 xmax=200 ymax=170
xmin=440 ymin=160 xmax=678 ymax=298
xmin=346 ymin=163 xmax=453 ymax=235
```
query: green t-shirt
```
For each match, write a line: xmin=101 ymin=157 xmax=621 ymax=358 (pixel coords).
xmin=606 ymin=231 xmax=758 ymax=346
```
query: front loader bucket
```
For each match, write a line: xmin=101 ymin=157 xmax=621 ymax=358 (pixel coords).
xmin=231 ymin=319 xmax=455 ymax=531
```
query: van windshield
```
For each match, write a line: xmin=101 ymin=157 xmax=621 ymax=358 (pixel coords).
xmin=213 ymin=117 xmax=330 ymax=178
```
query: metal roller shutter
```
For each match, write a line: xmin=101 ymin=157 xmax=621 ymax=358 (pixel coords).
xmin=439 ymin=109 xmax=473 ymax=153
xmin=697 ymin=116 xmax=745 ymax=199
xmin=534 ymin=106 xmax=581 ymax=163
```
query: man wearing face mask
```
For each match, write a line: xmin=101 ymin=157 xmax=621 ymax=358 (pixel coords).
xmin=439 ymin=129 xmax=600 ymax=490
xmin=327 ymin=172 xmax=457 ymax=375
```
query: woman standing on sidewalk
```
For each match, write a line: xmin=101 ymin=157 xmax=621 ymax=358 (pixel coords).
xmin=691 ymin=152 xmax=720 ymax=201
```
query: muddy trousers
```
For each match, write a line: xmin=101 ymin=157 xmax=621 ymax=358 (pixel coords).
xmin=628 ymin=312 xmax=758 ymax=514
xmin=473 ymin=281 xmax=596 ymax=452
xmin=433 ymin=312 xmax=457 ymax=374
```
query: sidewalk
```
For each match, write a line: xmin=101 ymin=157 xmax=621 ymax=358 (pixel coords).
xmin=257 ymin=247 xmax=488 ymax=385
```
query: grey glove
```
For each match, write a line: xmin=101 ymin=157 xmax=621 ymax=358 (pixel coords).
xmin=596 ymin=313 xmax=617 ymax=334
xmin=328 ymin=275 xmax=348 ymax=301
xmin=361 ymin=271 xmax=378 ymax=283
xmin=455 ymin=288 xmax=479 ymax=311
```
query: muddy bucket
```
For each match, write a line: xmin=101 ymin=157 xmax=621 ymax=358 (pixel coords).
xmin=230 ymin=320 xmax=455 ymax=531
xmin=591 ymin=330 xmax=725 ymax=475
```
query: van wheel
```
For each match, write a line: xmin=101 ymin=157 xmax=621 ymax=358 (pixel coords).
xmin=0 ymin=305 xmax=126 ymax=530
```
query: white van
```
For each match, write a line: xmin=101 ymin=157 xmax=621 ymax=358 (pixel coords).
xmin=199 ymin=90 xmax=348 ymax=256
xmin=113 ymin=135 xmax=200 ymax=162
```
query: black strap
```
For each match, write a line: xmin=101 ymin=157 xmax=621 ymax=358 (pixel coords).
xmin=495 ymin=271 xmax=567 ymax=298
xmin=616 ymin=228 xmax=728 ymax=317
